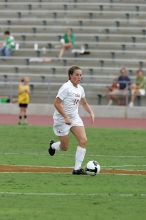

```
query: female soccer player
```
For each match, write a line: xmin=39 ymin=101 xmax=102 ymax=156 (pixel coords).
xmin=48 ymin=65 xmax=94 ymax=175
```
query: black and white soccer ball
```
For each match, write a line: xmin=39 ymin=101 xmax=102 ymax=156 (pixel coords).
xmin=85 ymin=160 xmax=101 ymax=176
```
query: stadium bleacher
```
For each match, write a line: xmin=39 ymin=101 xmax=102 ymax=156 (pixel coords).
xmin=0 ymin=0 xmax=146 ymax=104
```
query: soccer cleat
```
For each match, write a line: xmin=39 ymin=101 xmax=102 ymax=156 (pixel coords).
xmin=48 ymin=140 xmax=55 ymax=156
xmin=72 ymin=168 xmax=87 ymax=175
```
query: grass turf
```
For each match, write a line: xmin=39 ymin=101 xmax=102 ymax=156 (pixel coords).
xmin=0 ymin=124 xmax=146 ymax=220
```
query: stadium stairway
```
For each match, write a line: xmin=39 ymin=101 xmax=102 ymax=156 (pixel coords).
xmin=0 ymin=0 xmax=146 ymax=105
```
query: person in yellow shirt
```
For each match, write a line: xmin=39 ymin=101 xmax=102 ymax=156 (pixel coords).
xmin=18 ymin=77 xmax=30 ymax=125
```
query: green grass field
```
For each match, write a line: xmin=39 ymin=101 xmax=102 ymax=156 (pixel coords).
xmin=0 ymin=124 xmax=146 ymax=220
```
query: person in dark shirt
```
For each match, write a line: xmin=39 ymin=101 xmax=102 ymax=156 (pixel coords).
xmin=108 ymin=67 xmax=131 ymax=105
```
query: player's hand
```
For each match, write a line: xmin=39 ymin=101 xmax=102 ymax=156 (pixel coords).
xmin=64 ymin=116 xmax=72 ymax=125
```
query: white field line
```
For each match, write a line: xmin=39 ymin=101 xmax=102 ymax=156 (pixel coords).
xmin=1 ymin=152 xmax=146 ymax=158
xmin=102 ymin=165 xmax=146 ymax=168
xmin=0 ymin=164 xmax=146 ymax=169
xmin=0 ymin=191 xmax=146 ymax=198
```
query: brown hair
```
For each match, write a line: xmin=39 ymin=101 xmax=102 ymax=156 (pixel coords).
xmin=4 ymin=30 xmax=10 ymax=35
xmin=68 ymin=65 xmax=81 ymax=80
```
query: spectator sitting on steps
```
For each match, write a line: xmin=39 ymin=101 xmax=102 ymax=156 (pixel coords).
xmin=129 ymin=69 xmax=146 ymax=107
xmin=58 ymin=28 xmax=75 ymax=58
xmin=0 ymin=30 xmax=15 ymax=58
xmin=108 ymin=67 xmax=131 ymax=105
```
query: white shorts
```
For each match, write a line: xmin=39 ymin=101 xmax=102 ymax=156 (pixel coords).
xmin=53 ymin=115 xmax=84 ymax=136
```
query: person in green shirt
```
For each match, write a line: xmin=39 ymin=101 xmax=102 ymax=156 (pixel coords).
xmin=129 ymin=69 xmax=146 ymax=107
xmin=0 ymin=30 xmax=15 ymax=57
xmin=59 ymin=28 xmax=75 ymax=58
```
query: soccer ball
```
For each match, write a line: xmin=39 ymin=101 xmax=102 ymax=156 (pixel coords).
xmin=85 ymin=160 xmax=101 ymax=176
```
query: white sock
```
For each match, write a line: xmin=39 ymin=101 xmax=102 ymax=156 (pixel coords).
xmin=52 ymin=141 xmax=61 ymax=151
xmin=74 ymin=146 xmax=86 ymax=170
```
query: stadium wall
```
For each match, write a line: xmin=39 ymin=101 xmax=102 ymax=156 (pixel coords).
xmin=0 ymin=103 xmax=146 ymax=119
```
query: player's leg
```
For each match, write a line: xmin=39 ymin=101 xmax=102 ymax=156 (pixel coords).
xmin=18 ymin=105 xmax=23 ymax=125
xmin=23 ymin=105 xmax=28 ymax=124
xmin=48 ymin=135 xmax=69 ymax=156
xmin=48 ymin=123 xmax=70 ymax=156
xmin=71 ymin=126 xmax=87 ymax=174
xmin=20 ymin=107 xmax=26 ymax=124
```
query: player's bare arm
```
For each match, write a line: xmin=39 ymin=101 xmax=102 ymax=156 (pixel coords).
xmin=54 ymin=97 xmax=72 ymax=125
xmin=80 ymin=97 xmax=95 ymax=124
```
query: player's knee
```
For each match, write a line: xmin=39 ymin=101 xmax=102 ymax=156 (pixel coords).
xmin=79 ymin=137 xmax=87 ymax=147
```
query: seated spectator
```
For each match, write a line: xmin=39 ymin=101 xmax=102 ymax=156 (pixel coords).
xmin=0 ymin=30 xmax=15 ymax=58
xmin=58 ymin=28 xmax=75 ymax=58
xmin=108 ymin=67 xmax=131 ymax=105
xmin=129 ymin=69 xmax=146 ymax=107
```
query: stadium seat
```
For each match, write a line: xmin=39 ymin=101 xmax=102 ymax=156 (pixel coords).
xmin=0 ymin=0 xmax=146 ymax=105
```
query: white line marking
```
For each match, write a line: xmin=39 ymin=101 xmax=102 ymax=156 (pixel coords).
xmin=102 ymin=165 xmax=146 ymax=168
xmin=0 ymin=152 xmax=146 ymax=158
xmin=0 ymin=163 xmax=146 ymax=169
xmin=0 ymin=191 xmax=146 ymax=197
xmin=90 ymin=154 xmax=146 ymax=158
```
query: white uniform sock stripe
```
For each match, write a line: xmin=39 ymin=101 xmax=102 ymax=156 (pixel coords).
xmin=52 ymin=141 xmax=61 ymax=150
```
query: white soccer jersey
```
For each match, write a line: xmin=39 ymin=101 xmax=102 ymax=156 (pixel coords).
xmin=53 ymin=80 xmax=85 ymax=124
